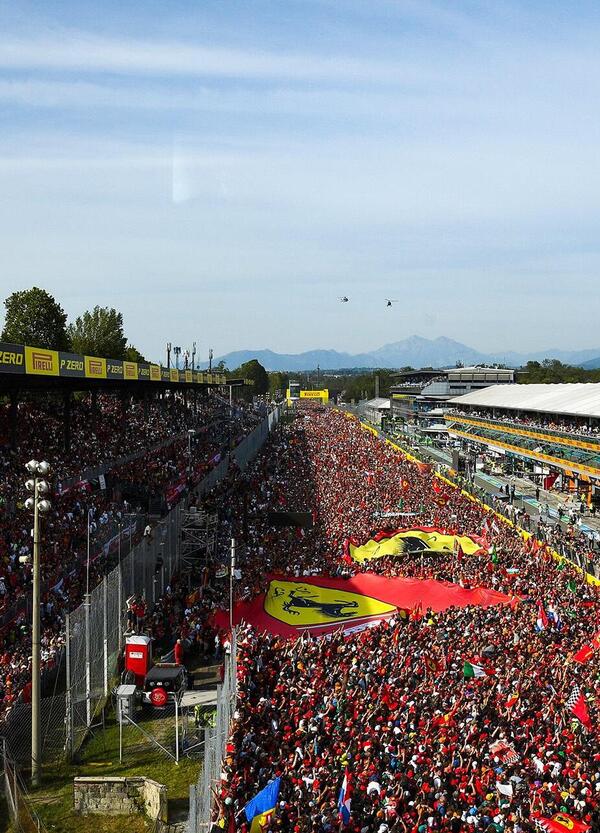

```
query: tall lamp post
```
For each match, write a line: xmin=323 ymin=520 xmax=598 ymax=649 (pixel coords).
xmin=24 ymin=459 xmax=52 ymax=788
xmin=187 ymin=429 xmax=195 ymax=478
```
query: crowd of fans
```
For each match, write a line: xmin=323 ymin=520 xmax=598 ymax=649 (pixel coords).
xmin=166 ymin=407 xmax=598 ymax=833
xmin=0 ymin=390 xmax=260 ymax=720
xmin=447 ymin=408 xmax=600 ymax=441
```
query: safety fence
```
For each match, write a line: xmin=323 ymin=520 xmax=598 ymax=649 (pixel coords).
xmin=1 ymin=406 xmax=280 ymax=766
xmin=2 ymin=739 xmax=48 ymax=833
xmin=188 ymin=629 xmax=237 ymax=833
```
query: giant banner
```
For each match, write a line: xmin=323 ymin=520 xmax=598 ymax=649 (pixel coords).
xmin=216 ymin=573 xmax=515 ymax=637
xmin=345 ymin=526 xmax=485 ymax=564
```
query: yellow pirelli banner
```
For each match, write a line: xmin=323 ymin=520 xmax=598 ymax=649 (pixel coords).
xmin=24 ymin=346 xmax=60 ymax=376
xmin=299 ymin=389 xmax=329 ymax=403
xmin=84 ymin=356 xmax=107 ymax=379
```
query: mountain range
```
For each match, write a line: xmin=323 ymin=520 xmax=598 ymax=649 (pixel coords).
xmin=208 ymin=336 xmax=600 ymax=372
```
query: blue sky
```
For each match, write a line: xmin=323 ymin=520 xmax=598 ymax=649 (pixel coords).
xmin=1 ymin=1 xmax=600 ymax=362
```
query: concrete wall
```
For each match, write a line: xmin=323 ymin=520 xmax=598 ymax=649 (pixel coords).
xmin=73 ymin=776 xmax=168 ymax=822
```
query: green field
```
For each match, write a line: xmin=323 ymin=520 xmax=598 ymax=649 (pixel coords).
xmin=4 ymin=713 xmax=201 ymax=833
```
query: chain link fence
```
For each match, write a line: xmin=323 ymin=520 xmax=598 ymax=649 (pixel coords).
xmin=1 ymin=406 xmax=279 ymax=771
xmin=188 ymin=629 xmax=237 ymax=833
xmin=66 ymin=506 xmax=184 ymax=757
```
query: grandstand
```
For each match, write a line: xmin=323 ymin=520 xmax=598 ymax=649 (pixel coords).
xmin=446 ymin=383 xmax=600 ymax=500
xmin=2 ymin=370 xmax=598 ymax=833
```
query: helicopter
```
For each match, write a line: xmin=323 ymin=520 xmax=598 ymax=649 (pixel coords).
xmin=339 ymin=296 xmax=349 ymax=303
xmin=385 ymin=299 xmax=399 ymax=307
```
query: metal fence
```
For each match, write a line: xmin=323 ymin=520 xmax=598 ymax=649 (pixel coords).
xmin=1 ymin=406 xmax=280 ymax=766
xmin=188 ymin=628 xmax=237 ymax=833
xmin=65 ymin=504 xmax=184 ymax=757
xmin=2 ymin=738 xmax=49 ymax=833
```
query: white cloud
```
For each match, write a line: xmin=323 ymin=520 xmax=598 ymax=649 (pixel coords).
xmin=0 ymin=32 xmax=433 ymax=85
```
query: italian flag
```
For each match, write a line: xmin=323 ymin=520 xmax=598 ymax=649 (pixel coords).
xmin=463 ymin=661 xmax=486 ymax=679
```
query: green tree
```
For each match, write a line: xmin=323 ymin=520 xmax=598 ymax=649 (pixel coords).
xmin=123 ymin=344 xmax=146 ymax=363
xmin=1 ymin=286 xmax=69 ymax=350
xmin=269 ymin=371 xmax=288 ymax=397
xmin=68 ymin=306 xmax=127 ymax=358
xmin=234 ymin=359 xmax=269 ymax=395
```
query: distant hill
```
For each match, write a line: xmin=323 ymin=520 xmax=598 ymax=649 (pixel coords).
xmin=579 ymin=356 xmax=600 ymax=370
xmin=205 ymin=335 xmax=600 ymax=372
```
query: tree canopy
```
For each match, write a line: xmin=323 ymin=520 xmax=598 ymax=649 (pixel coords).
xmin=68 ymin=306 xmax=128 ymax=359
xmin=519 ymin=359 xmax=600 ymax=384
xmin=123 ymin=344 xmax=146 ymax=363
xmin=1 ymin=287 xmax=70 ymax=350
xmin=233 ymin=359 xmax=269 ymax=395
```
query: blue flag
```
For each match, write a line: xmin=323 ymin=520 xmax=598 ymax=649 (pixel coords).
xmin=244 ymin=777 xmax=281 ymax=833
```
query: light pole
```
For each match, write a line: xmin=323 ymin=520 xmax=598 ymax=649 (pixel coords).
xmin=191 ymin=342 xmax=197 ymax=371
xmin=173 ymin=346 xmax=181 ymax=370
xmin=24 ymin=459 xmax=52 ymax=788
xmin=229 ymin=538 xmax=236 ymax=631
xmin=187 ymin=429 xmax=195 ymax=478
xmin=166 ymin=342 xmax=172 ymax=370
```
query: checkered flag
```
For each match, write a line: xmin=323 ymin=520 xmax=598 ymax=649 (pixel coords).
xmin=566 ymin=684 xmax=592 ymax=730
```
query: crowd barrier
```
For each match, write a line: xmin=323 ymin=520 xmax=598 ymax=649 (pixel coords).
xmin=1 ymin=406 xmax=281 ymax=765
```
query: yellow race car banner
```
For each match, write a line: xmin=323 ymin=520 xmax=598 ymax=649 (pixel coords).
xmin=344 ymin=526 xmax=486 ymax=564
xmin=215 ymin=573 xmax=514 ymax=638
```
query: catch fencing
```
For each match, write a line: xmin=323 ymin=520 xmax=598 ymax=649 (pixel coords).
xmin=188 ymin=629 xmax=237 ymax=833
xmin=1 ymin=405 xmax=280 ymax=765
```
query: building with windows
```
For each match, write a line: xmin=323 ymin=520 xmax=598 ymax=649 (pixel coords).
xmin=389 ymin=367 xmax=515 ymax=438
xmin=445 ymin=383 xmax=600 ymax=497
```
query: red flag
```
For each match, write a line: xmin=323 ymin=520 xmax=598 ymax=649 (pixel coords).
xmin=573 ymin=632 xmax=600 ymax=665
xmin=565 ymin=684 xmax=593 ymax=730
xmin=533 ymin=812 xmax=591 ymax=832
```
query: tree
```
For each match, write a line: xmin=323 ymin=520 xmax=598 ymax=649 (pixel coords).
xmin=1 ymin=287 xmax=69 ymax=350
xmin=269 ymin=371 xmax=288 ymax=397
xmin=123 ymin=344 xmax=146 ymax=363
xmin=68 ymin=306 xmax=127 ymax=358
xmin=235 ymin=359 xmax=269 ymax=395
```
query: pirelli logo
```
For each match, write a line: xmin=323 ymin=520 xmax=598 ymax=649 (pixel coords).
xmin=25 ymin=346 xmax=59 ymax=376
xmin=170 ymin=368 xmax=180 ymax=383
xmin=123 ymin=361 xmax=138 ymax=380
xmin=84 ymin=356 xmax=107 ymax=378
xmin=33 ymin=352 xmax=53 ymax=371
xmin=150 ymin=364 xmax=161 ymax=381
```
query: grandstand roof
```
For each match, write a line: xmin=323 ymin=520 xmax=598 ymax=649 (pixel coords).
xmin=449 ymin=383 xmax=600 ymax=418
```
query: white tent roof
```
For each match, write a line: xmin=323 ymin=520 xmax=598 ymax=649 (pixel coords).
xmin=449 ymin=383 xmax=600 ymax=419
xmin=365 ymin=398 xmax=391 ymax=409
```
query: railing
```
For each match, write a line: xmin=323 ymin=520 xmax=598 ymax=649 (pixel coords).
xmin=1 ymin=406 xmax=281 ymax=766
xmin=446 ymin=412 xmax=600 ymax=451
xmin=187 ymin=630 xmax=237 ymax=833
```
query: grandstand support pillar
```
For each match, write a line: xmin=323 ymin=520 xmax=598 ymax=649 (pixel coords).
xmin=103 ymin=576 xmax=108 ymax=698
xmin=9 ymin=390 xmax=18 ymax=450
xmin=193 ymin=389 xmax=197 ymax=414
xmin=85 ymin=593 xmax=91 ymax=727
xmin=63 ymin=391 xmax=72 ymax=453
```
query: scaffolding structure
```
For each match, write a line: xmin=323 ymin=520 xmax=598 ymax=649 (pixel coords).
xmin=180 ymin=507 xmax=218 ymax=578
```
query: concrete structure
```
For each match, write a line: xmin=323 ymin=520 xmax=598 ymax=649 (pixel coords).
xmin=362 ymin=397 xmax=391 ymax=427
xmin=389 ymin=367 xmax=515 ymax=437
xmin=73 ymin=776 xmax=168 ymax=822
